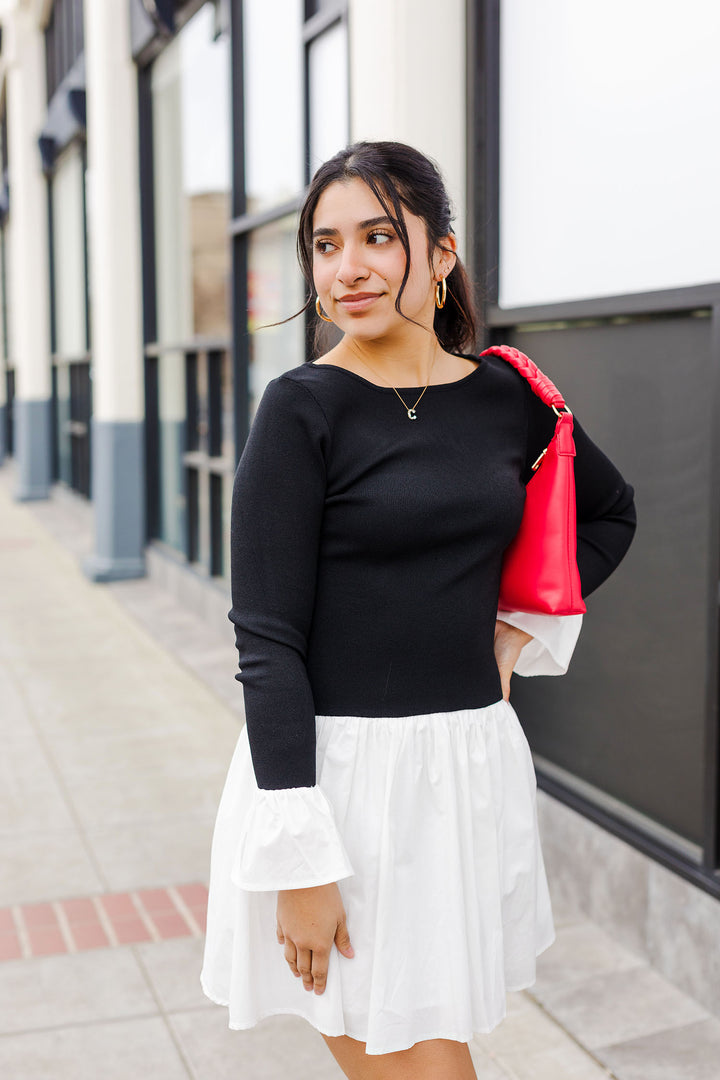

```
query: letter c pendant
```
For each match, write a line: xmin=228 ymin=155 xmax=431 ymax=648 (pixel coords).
xmin=407 ymin=408 xmax=417 ymax=420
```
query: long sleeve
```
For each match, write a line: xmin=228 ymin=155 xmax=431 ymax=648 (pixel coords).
xmin=228 ymin=374 xmax=353 ymax=889
xmin=230 ymin=785 xmax=354 ymax=891
xmin=497 ymin=609 xmax=584 ymax=676
xmin=229 ymin=375 xmax=328 ymax=791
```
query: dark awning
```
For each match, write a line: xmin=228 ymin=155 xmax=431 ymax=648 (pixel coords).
xmin=129 ymin=0 xmax=175 ymax=62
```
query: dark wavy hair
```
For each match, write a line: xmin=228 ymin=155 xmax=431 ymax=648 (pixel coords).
xmin=296 ymin=141 xmax=479 ymax=354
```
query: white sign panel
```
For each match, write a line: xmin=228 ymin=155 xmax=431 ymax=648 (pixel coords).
xmin=499 ymin=0 xmax=720 ymax=308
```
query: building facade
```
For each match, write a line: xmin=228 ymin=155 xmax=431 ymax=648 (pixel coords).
xmin=0 ymin=0 xmax=718 ymax=1013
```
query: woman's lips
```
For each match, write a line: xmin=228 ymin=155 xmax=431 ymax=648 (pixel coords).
xmin=336 ymin=293 xmax=382 ymax=313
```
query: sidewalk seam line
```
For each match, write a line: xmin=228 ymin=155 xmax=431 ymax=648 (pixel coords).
xmin=52 ymin=901 xmax=76 ymax=953
xmin=91 ymin=895 xmax=119 ymax=948
xmin=0 ymin=1009 xmax=165 ymax=1039
xmin=10 ymin=906 xmax=31 ymax=960
xmin=131 ymin=891 xmax=161 ymax=942
xmin=167 ymin=886 xmax=202 ymax=938
xmin=525 ymin=990 xmax=621 ymax=1078
xmin=132 ymin=946 xmax=197 ymax=1080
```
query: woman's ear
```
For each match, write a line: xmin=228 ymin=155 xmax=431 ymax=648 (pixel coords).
xmin=434 ymin=234 xmax=457 ymax=280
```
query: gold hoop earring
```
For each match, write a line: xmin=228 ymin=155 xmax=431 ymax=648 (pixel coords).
xmin=315 ymin=296 xmax=333 ymax=323
xmin=435 ymin=277 xmax=447 ymax=310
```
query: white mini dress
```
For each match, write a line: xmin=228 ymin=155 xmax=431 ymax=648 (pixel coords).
xmin=200 ymin=611 xmax=582 ymax=1056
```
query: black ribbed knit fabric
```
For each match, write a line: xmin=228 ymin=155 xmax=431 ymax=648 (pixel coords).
xmin=229 ymin=355 xmax=636 ymax=789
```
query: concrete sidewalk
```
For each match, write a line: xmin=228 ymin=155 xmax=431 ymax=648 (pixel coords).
xmin=1 ymin=463 xmax=718 ymax=1080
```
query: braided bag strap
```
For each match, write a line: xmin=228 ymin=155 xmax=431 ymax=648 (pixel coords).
xmin=479 ymin=345 xmax=567 ymax=412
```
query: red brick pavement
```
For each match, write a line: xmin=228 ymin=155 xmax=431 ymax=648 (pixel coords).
xmin=0 ymin=883 xmax=208 ymax=961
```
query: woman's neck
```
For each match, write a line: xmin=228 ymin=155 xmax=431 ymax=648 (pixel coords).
xmin=338 ymin=329 xmax=442 ymax=386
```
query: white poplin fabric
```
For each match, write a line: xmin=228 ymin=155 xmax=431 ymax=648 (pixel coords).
xmin=201 ymin=700 xmax=556 ymax=1055
xmin=231 ymin=785 xmax=354 ymax=891
xmin=498 ymin=611 xmax=583 ymax=676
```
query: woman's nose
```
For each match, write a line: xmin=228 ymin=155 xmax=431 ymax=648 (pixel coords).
xmin=336 ymin=243 xmax=369 ymax=285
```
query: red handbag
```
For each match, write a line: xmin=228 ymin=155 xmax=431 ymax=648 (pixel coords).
xmin=479 ymin=345 xmax=586 ymax=616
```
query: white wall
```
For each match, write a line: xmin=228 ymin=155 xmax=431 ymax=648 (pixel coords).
xmin=4 ymin=5 xmax=51 ymax=401
xmin=499 ymin=0 xmax=720 ymax=308
xmin=83 ymin=0 xmax=144 ymax=421
xmin=349 ymin=0 xmax=467 ymax=251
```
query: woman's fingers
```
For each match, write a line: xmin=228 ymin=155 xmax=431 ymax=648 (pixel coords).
xmin=296 ymin=946 xmax=314 ymax=990
xmin=280 ymin=933 xmax=352 ymax=994
xmin=334 ymin=916 xmax=355 ymax=958
xmin=283 ymin=939 xmax=300 ymax=976
xmin=493 ymin=620 xmax=531 ymax=701
xmin=276 ymin=885 xmax=355 ymax=994
xmin=311 ymin=947 xmax=330 ymax=994
xmin=493 ymin=645 xmax=512 ymax=699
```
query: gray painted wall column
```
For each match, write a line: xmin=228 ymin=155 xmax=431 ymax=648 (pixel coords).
xmin=15 ymin=399 xmax=52 ymax=498
xmin=82 ymin=0 xmax=145 ymax=582
xmin=87 ymin=420 xmax=145 ymax=581
xmin=5 ymin=8 xmax=53 ymax=499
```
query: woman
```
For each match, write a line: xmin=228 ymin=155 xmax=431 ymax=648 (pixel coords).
xmin=201 ymin=141 xmax=636 ymax=1079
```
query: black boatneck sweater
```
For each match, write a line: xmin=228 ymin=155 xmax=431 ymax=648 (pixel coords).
xmin=229 ymin=354 xmax=636 ymax=790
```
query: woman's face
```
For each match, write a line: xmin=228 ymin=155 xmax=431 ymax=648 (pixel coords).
xmin=311 ymin=178 xmax=454 ymax=343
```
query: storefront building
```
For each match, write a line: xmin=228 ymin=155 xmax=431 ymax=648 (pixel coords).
xmin=0 ymin=0 xmax=718 ymax=1014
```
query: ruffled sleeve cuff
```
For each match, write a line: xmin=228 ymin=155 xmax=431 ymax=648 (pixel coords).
xmin=230 ymin=785 xmax=355 ymax=892
xmin=497 ymin=610 xmax=583 ymax=677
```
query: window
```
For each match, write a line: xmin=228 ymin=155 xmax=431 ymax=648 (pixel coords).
xmin=247 ymin=215 xmax=306 ymax=416
xmin=243 ymin=0 xmax=304 ymax=214
xmin=45 ymin=0 xmax=84 ymax=103
xmin=51 ymin=144 xmax=86 ymax=360
xmin=151 ymin=2 xmax=232 ymax=345
xmin=307 ymin=17 xmax=348 ymax=178
xmin=236 ymin=0 xmax=349 ymax=417
xmin=141 ymin=0 xmax=349 ymax=577
xmin=50 ymin=141 xmax=90 ymax=495
xmin=498 ymin=0 xmax=720 ymax=307
xmin=147 ymin=1 xmax=233 ymax=566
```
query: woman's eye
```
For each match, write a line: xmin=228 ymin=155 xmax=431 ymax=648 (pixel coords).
xmin=368 ymin=230 xmax=393 ymax=245
xmin=314 ymin=240 xmax=336 ymax=255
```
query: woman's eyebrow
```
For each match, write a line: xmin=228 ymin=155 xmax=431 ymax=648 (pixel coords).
xmin=312 ymin=216 xmax=395 ymax=239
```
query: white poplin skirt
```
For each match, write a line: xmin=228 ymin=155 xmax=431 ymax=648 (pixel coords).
xmin=200 ymin=699 xmax=556 ymax=1056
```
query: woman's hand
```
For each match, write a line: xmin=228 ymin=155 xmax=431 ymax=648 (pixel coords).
xmin=276 ymin=882 xmax=354 ymax=995
xmin=494 ymin=619 xmax=533 ymax=701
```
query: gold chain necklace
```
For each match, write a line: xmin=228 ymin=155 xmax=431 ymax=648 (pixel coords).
xmin=356 ymin=348 xmax=439 ymax=420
